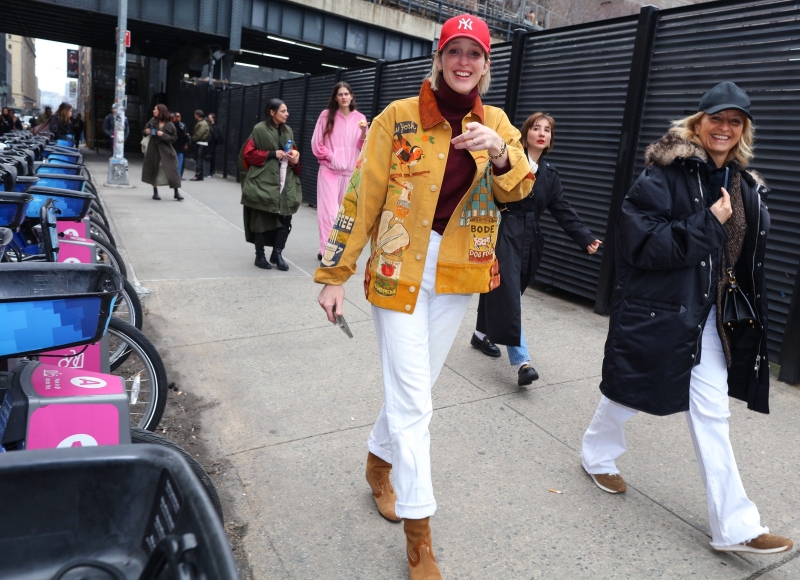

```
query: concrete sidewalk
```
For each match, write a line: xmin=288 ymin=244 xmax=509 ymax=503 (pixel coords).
xmin=88 ymin=149 xmax=800 ymax=579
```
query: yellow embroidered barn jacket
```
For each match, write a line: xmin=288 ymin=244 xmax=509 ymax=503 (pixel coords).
xmin=314 ymin=80 xmax=534 ymax=314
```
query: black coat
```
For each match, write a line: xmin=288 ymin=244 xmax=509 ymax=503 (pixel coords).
xmin=601 ymin=133 xmax=771 ymax=416
xmin=476 ymin=160 xmax=595 ymax=345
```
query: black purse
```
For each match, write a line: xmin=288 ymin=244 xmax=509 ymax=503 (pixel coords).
xmin=722 ymin=247 xmax=757 ymax=331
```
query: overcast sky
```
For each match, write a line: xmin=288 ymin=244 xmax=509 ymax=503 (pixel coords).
xmin=35 ymin=39 xmax=79 ymax=94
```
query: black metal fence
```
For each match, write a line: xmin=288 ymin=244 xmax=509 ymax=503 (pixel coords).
xmin=185 ymin=0 xmax=800 ymax=381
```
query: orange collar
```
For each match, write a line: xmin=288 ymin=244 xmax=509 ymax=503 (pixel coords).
xmin=418 ymin=79 xmax=484 ymax=130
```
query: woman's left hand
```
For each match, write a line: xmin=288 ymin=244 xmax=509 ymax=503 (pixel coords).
xmin=156 ymin=130 xmax=163 ymax=137
xmin=287 ymin=150 xmax=300 ymax=165
xmin=452 ymin=122 xmax=505 ymax=158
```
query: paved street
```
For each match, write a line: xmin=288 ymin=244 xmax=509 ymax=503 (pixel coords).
xmin=88 ymin=149 xmax=800 ymax=579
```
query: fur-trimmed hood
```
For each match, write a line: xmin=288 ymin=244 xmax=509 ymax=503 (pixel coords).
xmin=644 ymin=132 xmax=767 ymax=189
xmin=645 ymin=133 xmax=707 ymax=167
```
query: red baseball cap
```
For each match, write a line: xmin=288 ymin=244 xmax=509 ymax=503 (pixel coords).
xmin=438 ymin=14 xmax=491 ymax=54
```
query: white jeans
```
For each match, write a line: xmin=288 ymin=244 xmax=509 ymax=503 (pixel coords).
xmin=581 ymin=308 xmax=768 ymax=547
xmin=368 ymin=231 xmax=472 ymax=520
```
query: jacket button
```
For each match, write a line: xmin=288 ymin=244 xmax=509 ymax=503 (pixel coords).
xmin=650 ymin=312 xmax=655 ymax=317
xmin=443 ymin=123 xmax=449 ymax=130
xmin=760 ymin=231 xmax=765 ymax=235
xmin=701 ymin=261 xmax=706 ymax=267
xmin=691 ymin=354 xmax=695 ymax=359
xmin=438 ymin=153 xmax=445 ymax=160
xmin=697 ymin=325 xmax=701 ymax=329
xmin=430 ymin=185 xmax=437 ymax=192
xmin=405 ymin=305 xmax=411 ymax=312
xmin=757 ymin=262 xmax=761 ymax=267
xmin=757 ymin=294 xmax=760 ymax=298
xmin=704 ymin=293 xmax=708 ymax=298
xmin=694 ymin=198 xmax=699 ymax=203
xmin=422 ymin=220 xmax=429 ymax=226
xmin=416 ymin=254 xmax=423 ymax=260
xmin=409 ymin=286 xmax=416 ymax=293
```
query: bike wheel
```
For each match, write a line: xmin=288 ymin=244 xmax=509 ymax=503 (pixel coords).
xmin=114 ymin=277 xmax=144 ymax=330
xmin=91 ymin=232 xmax=127 ymax=279
xmin=108 ymin=318 xmax=167 ymax=431
xmin=89 ymin=202 xmax=110 ymax=228
xmin=131 ymin=427 xmax=224 ymax=523
xmin=89 ymin=215 xmax=116 ymax=248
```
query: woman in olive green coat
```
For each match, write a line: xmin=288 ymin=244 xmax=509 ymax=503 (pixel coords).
xmin=142 ymin=104 xmax=183 ymax=200
xmin=239 ymin=98 xmax=302 ymax=270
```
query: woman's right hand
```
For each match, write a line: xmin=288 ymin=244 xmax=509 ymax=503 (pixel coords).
xmin=710 ymin=187 xmax=732 ymax=224
xmin=276 ymin=150 xmax=287 ymax=161
xmin=318 ymin=284 xmax=345 ymax=323
xmin=144 ymin=127 xmax=151 ymax=135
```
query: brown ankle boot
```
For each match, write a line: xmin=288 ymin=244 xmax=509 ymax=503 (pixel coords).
xmin=365 ymin=452 xmax=401 ymax=523
xmin=404 ymin=518 xmax=441 ymax=580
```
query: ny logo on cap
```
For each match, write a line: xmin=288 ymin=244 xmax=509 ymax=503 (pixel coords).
xmin=458 ymin=17 xmax=473 ymax=30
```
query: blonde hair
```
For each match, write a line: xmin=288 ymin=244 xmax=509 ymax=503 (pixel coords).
xmin=669 ymin=110 xmax=755 ymax=167
xmin=427 ymin=50 xmax=491 ymax=96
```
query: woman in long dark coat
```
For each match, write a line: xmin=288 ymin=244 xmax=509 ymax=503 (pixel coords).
xmin=581 ymin=82 xmax=791 ymax=554
xmin=142 ymin=104 xmax=183 ymax=201
xmin=472 ymin=112 xmax=601 ymax=386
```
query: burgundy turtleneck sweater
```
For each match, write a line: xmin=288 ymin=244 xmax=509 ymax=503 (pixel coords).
xmin=432 ymin=80 xmax=510 ymax=234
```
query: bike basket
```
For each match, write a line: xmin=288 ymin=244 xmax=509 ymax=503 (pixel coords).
xmin=43 ymin=149 xmax=82 ymax=165
xmin=56 ymin=138 xmax=75 ymax=148
xmin=13 ymin=175 xmax=39 ymax=193
xmin=0 ymin=445 xmax=238 ymax=580
xmin=31 ymin=173 xmax=88 ymax=192
xmin=0 ymin=263 xmax=123 ymax=357
xmin=35 ymin=162 xmax=84 ymax=176
xmin=0 ymin=192 xmax=32 ymax=229
xmin=25 ymin=187 xmax=93 ymax=220
xmin=0 ymin=227 xmax=11 ymax=260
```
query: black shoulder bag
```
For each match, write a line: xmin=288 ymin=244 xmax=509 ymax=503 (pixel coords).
xmin=722 ymin=245 xmax=758 ymax=331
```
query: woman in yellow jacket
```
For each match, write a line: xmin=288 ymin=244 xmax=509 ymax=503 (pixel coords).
xmin=315 ymin=15 xmax=534 ymax=579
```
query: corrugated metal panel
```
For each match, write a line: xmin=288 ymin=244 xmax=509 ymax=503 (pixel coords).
xmin=635 ymin=0 xmax=800 ymax=361
xmin=482 ymin=41 xmax=513 ymax=109
xmin=216 ymin=90 xmax=230 ymax=175
xmin=242 ymin=85 xmax=261 ymax=139
xmin=281 ymin=78 xmax=306 ymax=136
xmin=515 ymin=18 xmax=639 ymax=299
xmin=342 ymin=67 xmax=377 ymax=123
xmin=225 ymin=89 xmax=244 ymax=178
xmin=378 ymin=56 xmax=431 ymax=112
xmin=300 ymin=74 xmax=336 ymax=205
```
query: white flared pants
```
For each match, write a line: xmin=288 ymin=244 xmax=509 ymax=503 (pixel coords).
xmin=367 ymin=232 xmax=472 ymax=520
xmin=582 ymin=308 xmax=767 ymax=547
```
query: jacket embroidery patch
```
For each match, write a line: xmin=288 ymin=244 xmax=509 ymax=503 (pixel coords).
xmin=371 ymin=202 xmax=410 ymax=297
xmin=392 ymin=134 xmax=425 ymax=176
xmin=460 ymin=171 xmax=498 ymax=264
xmin=394 ymin=121 xmax=418 ymax=135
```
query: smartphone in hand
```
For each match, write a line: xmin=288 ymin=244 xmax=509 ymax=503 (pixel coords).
xmin=336 ymin=314 xmax=353 ymax=338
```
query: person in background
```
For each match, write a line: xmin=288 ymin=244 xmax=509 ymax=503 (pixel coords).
xmin=72 ymin=113 xmax=85 ymax=145
xmin=206 ymin=113 xmax=224 ymax=178
xmin=311 ymin=81 xmax=368 ymax=261
xmin=142 ymin=104 xmax=183 ymax=201
xmin=103 ymin=104 xmax=129 ymax=151
xmin=48 ymin=103 xmax=75 ymax=140
xmin=315 ymin=14 xmax=534 ymax=579
xmin=239 ymin=98 xmax=302 ymax=271
xmin=190 ymin=109 xmax=210 ymax=181
xmin=581 ymin=82 xmax=792 ymax=555
xmin=472 ymin=112 xmax=601 ymax=386
xmin=36 ymin=106 xmax=52 ymax=127
xmin=171 ymin=112 xmax=188 ymax=178
xmin=0 ymin=107 xmax=11 ymax=135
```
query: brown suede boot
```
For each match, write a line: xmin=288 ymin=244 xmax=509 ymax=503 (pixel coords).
xmin=365 ymin=452 xmax=401 ymax=523
xmin=404 ymin=517 xmax=441 ymax=580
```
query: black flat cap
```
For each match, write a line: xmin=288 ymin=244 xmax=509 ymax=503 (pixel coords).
xmin=698 ymin=82 xmax=753 ymax=121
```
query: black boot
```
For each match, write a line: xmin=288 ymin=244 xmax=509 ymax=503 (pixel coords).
xmin=269 ymin=219 xmax=291 ymax=271
xmin=174 ymin=188 xmax=184 ymax=201
xmin=152 ymin=187 xmax=161 ymax=200
xmin=253 ymin=233 xmax=272 ymax=270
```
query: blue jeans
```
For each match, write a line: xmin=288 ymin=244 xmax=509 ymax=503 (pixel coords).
xmin=176 ymin=152 xmax=185 ymax=176
xmin=506 ymin=293 xmax=530 ymax=366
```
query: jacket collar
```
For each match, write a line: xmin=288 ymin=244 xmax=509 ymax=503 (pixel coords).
xmin=419 ymin=79 xmax=484 ymax=130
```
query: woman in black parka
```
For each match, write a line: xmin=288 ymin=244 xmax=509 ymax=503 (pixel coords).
xmin=581 ymin=82 xmax=792 ymax=555
xmin=472 ymin=112 xmax=601 ymax=386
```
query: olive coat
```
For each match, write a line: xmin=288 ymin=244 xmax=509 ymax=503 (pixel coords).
xmin=476 ymin=160 xmax=595 ymax=345
xmin=600 ymin=133 xmax=772 ymax=416
xmin=142 ymin=118 xmax=181 ymax=189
